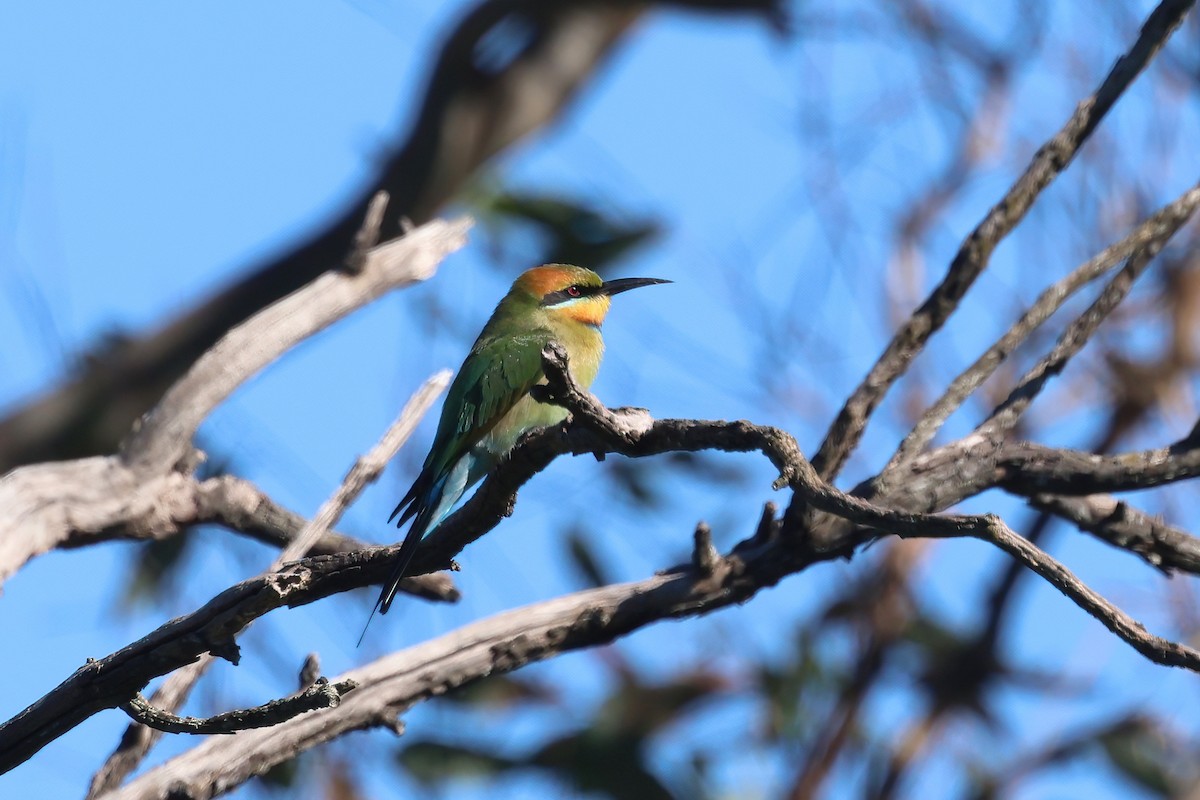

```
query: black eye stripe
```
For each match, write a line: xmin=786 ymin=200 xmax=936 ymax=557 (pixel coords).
xmin=541 ymin=284 xmax=600 ymax=306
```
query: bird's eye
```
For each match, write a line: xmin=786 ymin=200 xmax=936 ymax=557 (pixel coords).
xmin=566 ymin=285 xmax=582 ymax=298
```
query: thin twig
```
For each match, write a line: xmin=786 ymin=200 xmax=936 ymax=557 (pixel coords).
xmin=811 ymin=0 xmax=1194 ymax=480
xmin=978 ymin=217 xmax=1185 ymax=438
xmin=275 ymin=370 xmax=451 ymax=567
xmin=888 ymin=184 xmax=1200 ymax=467
xmin=958 ymin=515 xmax=1199 ymax=668
xmin=120 ymin=679 xmax=358 ymax=735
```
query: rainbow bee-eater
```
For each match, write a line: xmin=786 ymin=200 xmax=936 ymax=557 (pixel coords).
xmin=374 ymin=264 xmax=669 ymax=616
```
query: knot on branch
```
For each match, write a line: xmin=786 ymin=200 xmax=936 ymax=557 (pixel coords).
xmin=692 ymin=522 xmax=723 ymax=577
xmin=344 ymin=191 xmax=389 ymax=274
xmin=298 ymin=653 xmax=321 ymax=690
xmin=754 ymin=502 xmax=779 ymax=544
xmin=210 ymin=640 xmax=241 ymax=666
xmin=373 ymin=712 xmax=406 ymax=737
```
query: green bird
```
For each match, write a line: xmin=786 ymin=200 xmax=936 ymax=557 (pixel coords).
xmin=374 ymin=263 xmax=669 ymax=616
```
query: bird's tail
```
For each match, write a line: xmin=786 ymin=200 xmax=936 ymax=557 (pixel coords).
xmin=360 ymin=466 xmax=465 ymax=644
xmin=357 ymin=516 xmax=428 ymax=646
xmin=378 ymin=516 xmax=427 ymax=614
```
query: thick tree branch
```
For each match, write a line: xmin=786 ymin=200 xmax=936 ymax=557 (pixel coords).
xmin=0 ymin=459 xmax=460 ymax=597
xmin=811 ymin=0 xmax=1195 ymax=480
xmin=120 ymin=218 xmax=469 ymax=475
xmin=7 ymin=354 xmax=1198 ymax=777
xmin=1027 ymin=493 xmax=1200 ymax=575
xmin=995 ymin=436 xmax=1200 ymax=494
xmin=0 ymin=217 xmax=469 ymax=587
xmin=85 ymin=371 xmax=451 ymax=796
xmin=0 ymin=546 xmax=408 ymax=774
xmin=101 ymin=575 xmax=713 ymax=800
xmin=107 ymin=527 xmax=1200 ymax=798
xmin=0 ymin=0 xmax=782 ymax=474
xmin=106 ymin=382 xmax=1200 ymax=798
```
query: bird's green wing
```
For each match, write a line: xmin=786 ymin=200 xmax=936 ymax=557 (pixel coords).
xmin=424 ymin=331 xmax=551 ymax=486
xmin=391 ymin=332 xmax=551 ymax=527
xmin=379 ymin=332 xmax=553 ymax=617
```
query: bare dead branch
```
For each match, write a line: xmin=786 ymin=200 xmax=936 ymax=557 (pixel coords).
xmin=889 ymin=183 xmax=1200 ymax=467
xmin=753 ymin=501 xmax=779 ymax=544
xmin=949 ymin=515 xmax=1199 ymax=668
xmin=0 ymin=218 xmax=468 ymax=588
xmin=859 ymin=427 xmax=1200 ymax=540
xmin=996 ymin=437 xmax=1200 ymax=494
xmin=978 ymin=221 xmax=1182 ymax=438
xmin=0 ymin=460 xmax=454 ymax=596
xmin=120 ymin=217 xmax=469 ymax=475
xmin=11 ymin=344 xmax=1200 ymax=777
xmin=120 ymin=679 xmax=359 ymax=736
xmin=86 ymin=669 xmax=203 ymax=800
xmin=101 ymin=576 xmax=709 ymax=800
xmin=345 ymin=191 xmax=389 ymax=274
xmin=298 ymin=654 xmax=321 ymax=691
xmin=86 ymin=372 xmax=451 ymax=795
xmin=0 ymin=336 xmax=827 ymax=774
xmin=1027 ymin=493 xmax=1200 ymax=574
xmin=538 ymin=343 xmax=1200 ymax=672
xmin=0 ymin=0 xmax=781 ymax=475
xmin=188 ymin=475 xmax=368 ymax=557
xmin=691 ymin=521 xmax=722 ymax=577
xmin=275 ymin=370 xmax=451 ymax=567
xmin=0 ymin=546 xmax=406 ymax=774
xmin=109 ymin=481 xmax=1200 ymax=799
xmin=811 ymin=0 xmax=1195 ymax=480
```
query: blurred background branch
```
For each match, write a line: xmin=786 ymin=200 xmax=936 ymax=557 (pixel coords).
xmin=0 ymin=0 xmax=782 ymax=473
xmin=3 ymin=0 xmax=1200 ymax=798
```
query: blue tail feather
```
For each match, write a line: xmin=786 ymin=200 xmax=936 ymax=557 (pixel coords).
xmin=361 ymin=452 xmax=486 ymax=644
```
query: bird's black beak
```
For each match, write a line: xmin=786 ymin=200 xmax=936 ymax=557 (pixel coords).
xmin=598 ymin=277 xmax=672 ymax=296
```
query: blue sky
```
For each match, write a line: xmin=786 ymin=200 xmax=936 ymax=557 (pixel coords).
xmin=1 ymin=1 xmax=1198 ymax=798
